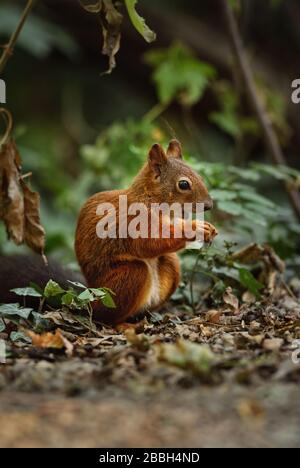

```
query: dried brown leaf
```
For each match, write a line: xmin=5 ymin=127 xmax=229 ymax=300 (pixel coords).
xmin=21 ymin=180 xmax=45 ymax=255
xmin=205 ymin=309 xmax=222 ymax=324
xmin=0 ymin=138 xmax=24 ymax=244
xmin=27 ymin=329 xmax=73 ymax=355
xmin=101 ymin=0 xmax=123 ymax=74
xmin=263 ymin=338 xmax=284 ymax=352
xmin=223 ymin=287 xmax=239 ymax=314
xmin=27 ymin=329 xmax=65 ymax=349
xmin=79 ymin=0 xmax=102 ymax=13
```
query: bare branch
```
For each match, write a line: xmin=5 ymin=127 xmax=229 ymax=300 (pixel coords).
xmin=221 ymin=0 xmax=300 ymax=222
xmin=0 ymin=0 xmax=38 ymax=75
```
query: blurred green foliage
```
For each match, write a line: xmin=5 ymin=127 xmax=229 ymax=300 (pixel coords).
xmin=0 ymin=7 xmax=299 ymax=301
xmin=145 ymin=42 xmax=216 ymax=107
xmin=0 ymin=4 xmax=79 ymax=59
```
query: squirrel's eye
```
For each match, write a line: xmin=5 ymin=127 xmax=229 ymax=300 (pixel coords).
xmin=178 ymin=180 xmax=191 ymax=191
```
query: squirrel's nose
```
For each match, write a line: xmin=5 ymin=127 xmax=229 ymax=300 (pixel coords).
xmin=204 ymin=197 xmax=213 ymax=211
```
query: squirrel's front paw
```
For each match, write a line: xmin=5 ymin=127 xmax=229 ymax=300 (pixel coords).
xmin=188 ymin=220 xmax=218 ymax=243
xmin=203 ymin=222 xmax=218 ymax=243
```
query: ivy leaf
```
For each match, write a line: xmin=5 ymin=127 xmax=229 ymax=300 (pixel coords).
xmin=10 ymin=331 xmax=32 ymax=344
xmin=10 ymin=287 xmax=42 ymax=298
xmin=68 ymin=280 xmax=87 ymax=289
xmin=124 ymin=0 xmax=156 ymax=43
xmin=89 ymin=288 xmax=106 ymax=298
xmin=0 ymin=318 xmax=5 ymax=333
xmin=61 ymin=292 xmax=77 ymax=306
xmin=78 ymin=289 xmax=95 ymax=302
xmin=101 ymin=289 xmax=116 ymax=308
xmin=0 ymin=303 xmax=33 ymax=320
xmin=43 ymin=280 xmax=65 ymax=298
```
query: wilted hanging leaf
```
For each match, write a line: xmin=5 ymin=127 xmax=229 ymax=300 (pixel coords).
xmin=101 ymin=0 xmax=123 ymax=74
xmin=20 ymin=179 xmax=45 ymax=255
xmin=79 ymin=0 xmax=156 ymax=73
xmin=0 ymin=117 xmax=46 ymax=256
xmin=79 ymin=0 xmax=123 ymax=74
xmin=124 ymin=0 xmax=156 ymax=43
xmin=0 ymin=138 xmax=24 ymax=244
xmin=79 ymin=0 xmax=102 ymax=13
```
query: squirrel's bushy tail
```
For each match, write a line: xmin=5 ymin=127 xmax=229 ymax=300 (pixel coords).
xmin=0 ymin=255 xmax=85 ymax=308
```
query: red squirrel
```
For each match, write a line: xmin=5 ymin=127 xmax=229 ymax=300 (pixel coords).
xmin=75 ymin=140 xmax=217 ymax=325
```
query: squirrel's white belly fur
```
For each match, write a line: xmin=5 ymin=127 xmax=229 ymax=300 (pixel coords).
xmin=143 ymin=258 xmax=161 ymax=309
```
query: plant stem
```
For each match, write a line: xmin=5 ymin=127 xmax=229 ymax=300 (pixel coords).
xmin=143 ymin=102 xmax=169 ymax=123
xmin=190 ymin=253 xmax=202 ymax=312
xmin=0 ymin=0 xmax=37 ymax=75
xmin=221 ymin=0 xmax=300 ymax=222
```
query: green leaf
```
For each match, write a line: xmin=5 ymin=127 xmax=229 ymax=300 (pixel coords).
xmin=0 ymin=5 xmax=79 ymax=59
xmin=210 ymin=110 xmax=240 ymax=137
xmin=101 ymin=290 xmax=116 ymax=308
xmin=145 ymin=42 xmax=216 ymax=106
xmin=78 ymin=289 xmax=95 ymax=302
xmin=10 ymin=331 xmax=32 ymax=344
xmin=209 ymin=189 xmax=237 ymax=202
xmin=89 ymin=288 xmax=106 ymax=298
xmin=0 ymin=318 xmax=5 ymax=333
xmin=124 ymin=0 xmax=156 ymax=43
xmin=228 ymin=0 xmax=240 ymax=11
xmin=239 ymin=191 xmax=276 ymax=208
xmin=217 ymin=201 xmax=244 ymax=216
xmin=238 ymin=268 xmax=264 ymax=298
xmin=244 ymin=202 xmax=277 ymax=218
xmin=229 ymin=167 xmax=261 ymax=181
xmin=10 ymin=287 xmax=42 ymax=298
xmin=31 ymin=312 xmax=53 ymax=333
xmin=68 ymin=280 xmax=87 ymax=290
xmin=43 ymin=280 xmax=65 ymax=298
xmin=242 ymin=208 xmax=268 ymax=227
xmin=61 ymin=292 xmax=77 ymax=306
xmin=0 ymin=304 xmax=33 ymax=320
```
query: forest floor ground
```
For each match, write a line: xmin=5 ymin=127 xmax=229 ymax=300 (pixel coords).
xmin=0 ymin=292 xmax=300 ymax=448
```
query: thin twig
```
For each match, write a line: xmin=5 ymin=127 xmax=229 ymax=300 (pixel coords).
xmin=0 ymin=0 xmax=37 ymax=75
xmin=221 ymin=0 xmax=300 ymax=221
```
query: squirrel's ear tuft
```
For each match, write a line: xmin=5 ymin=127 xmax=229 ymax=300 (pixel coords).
xmin=148 ymin=143 xmax=168 ymax=176
xmin=167 ymin=139 xmax=182 ymax=159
